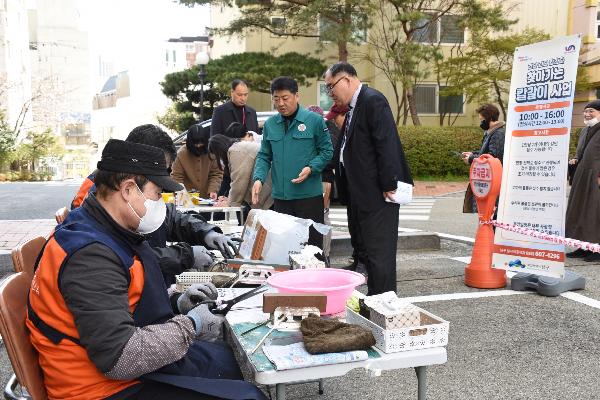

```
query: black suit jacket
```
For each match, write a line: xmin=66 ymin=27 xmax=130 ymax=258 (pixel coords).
xmin=333 ymin=86 xmax=413 ymax=212
xmin=209 ymin=101 xmax=259 ymax=137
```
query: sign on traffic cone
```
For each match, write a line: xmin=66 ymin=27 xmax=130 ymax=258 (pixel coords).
xmin=465 ymin=154 xmax=506 ymax=288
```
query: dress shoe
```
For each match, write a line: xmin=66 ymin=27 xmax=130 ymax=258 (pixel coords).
xmin=339 ymin=258 xmax=357 ymax=271
xmin=584 ymin=252 xmax=600 ymax=263
xmin=566 ymin=249 xmax=589 ymax=258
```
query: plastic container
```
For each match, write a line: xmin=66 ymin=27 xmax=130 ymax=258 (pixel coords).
xmin=346 ymin=307 xmax=449 ymax=353
xmin=266 ymin=269 xmax=365 ymax=315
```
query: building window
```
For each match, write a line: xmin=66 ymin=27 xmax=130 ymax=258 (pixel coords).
xmin=440 ymin=15 xmax=464 ymax=44
xmin=438 ymin=86 xmax=464 ymax=114
xmin=319 ymin=14 xmax=367 ymax=43
xmin=414 ymin=84 xmax=464 ymax=114
xmin=172 ymin=50 xmax=176 ymax=63
xmin=270 ymin=16 xmax=286 ymax=37
xmin=597 ymin=5 xmax=600 ymax=39
xmin=413 ymin=16 xmax=438 ymax=43
xmin=413 ymin=14 xmax=464 ymax=44
xmin=414 ymin=85 xmax=437 ymax=114
xmin=165 ymin=50 xmax=169 ymax=63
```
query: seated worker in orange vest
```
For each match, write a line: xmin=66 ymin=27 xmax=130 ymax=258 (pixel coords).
xmin=56 ymin=125 xmax=239 ymax=284
xmin=27 ymin=139 xmax=267 ymax=400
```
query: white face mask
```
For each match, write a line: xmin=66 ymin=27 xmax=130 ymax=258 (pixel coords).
xmin=584 ymin=117 xmax=599 ymax=127
xmin=127 ymin=184 xmax=166 ymax=234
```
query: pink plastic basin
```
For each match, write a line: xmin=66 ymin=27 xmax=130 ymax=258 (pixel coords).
xmin=266 ymin=269 xmax=365 ymax=315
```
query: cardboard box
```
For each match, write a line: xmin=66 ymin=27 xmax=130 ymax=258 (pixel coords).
xmin=238 ymin=210 xmax=268 ymax=260
xmin=238 ymin=210 xmax=310 ymax=265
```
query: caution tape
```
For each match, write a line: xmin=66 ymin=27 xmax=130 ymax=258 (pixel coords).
xmin=479 ymin=219 xmax=600 ymax=253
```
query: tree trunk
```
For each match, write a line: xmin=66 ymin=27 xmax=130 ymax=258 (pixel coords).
xmin=391 ymin=83 xmax=402 ymax=126
xmin=337 ymin=41 xmax=348 ymax=62
xmin=493 ymin=81 xmax=507 ymax=121
xmin=406 ymin=89 xmax=421 ymax=126
xmin=402 ymin=89 xmax=409 ymax=126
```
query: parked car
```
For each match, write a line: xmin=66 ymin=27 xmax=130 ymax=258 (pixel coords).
xmin=172 ymin=111 xmax=278 ymax=147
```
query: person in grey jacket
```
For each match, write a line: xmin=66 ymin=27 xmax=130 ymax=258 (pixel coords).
xmin=462 ymin=104 xmax=506 ymax=213
xmin=208 ymin=130 xmax=273 ymax=210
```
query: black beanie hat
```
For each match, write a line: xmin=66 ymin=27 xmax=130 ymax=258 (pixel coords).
xmin=97 ymin=139 xmax=183 ymax=192
xmin=585 ymin=100 xmax=600 ymax=111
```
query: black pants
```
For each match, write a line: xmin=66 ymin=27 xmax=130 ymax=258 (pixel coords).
xmin=345 ymin=179 xmax=366 ymax=265
xmin=274 ymin=195 xmax=324 ymax=248
xmin=116 ymin=381 xmax=221 ymax=399
xmin=350 ymin=199 xmax=399 ymax=296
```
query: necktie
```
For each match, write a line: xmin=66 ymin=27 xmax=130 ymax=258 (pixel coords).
xmin=340 ymin=105 xmax=353 ymax=166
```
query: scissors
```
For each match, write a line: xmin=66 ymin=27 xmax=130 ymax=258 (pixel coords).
xmin=193 ymin=284 xmax=269 ymax=315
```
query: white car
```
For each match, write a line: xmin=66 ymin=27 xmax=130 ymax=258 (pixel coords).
xmin=173 ymin=111 xmax=278 ymax=147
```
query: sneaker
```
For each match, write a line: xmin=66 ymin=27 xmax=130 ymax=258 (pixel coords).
xmin=566 ymin=249 xmax=589 ymax=258
xmin=584 ymin=252 xmax=600 ymax=262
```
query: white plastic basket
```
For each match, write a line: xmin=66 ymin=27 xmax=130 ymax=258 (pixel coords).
xmin=175 ymin=271 xmax=237 ymax=292
xmin=346 ymin=306 xmax=449 ymax=353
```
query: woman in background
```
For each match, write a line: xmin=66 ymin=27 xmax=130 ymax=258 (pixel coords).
xmin=208 ymin=123 xmax=273 ymax=211
xmin=171 ymin=124 xmax=223 ymax=199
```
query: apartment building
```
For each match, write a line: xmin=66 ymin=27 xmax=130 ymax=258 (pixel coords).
xmin=0 ymin=0 xmax=33 ymax=134
xmin=209 ymin=0 xmax=587 ymax=126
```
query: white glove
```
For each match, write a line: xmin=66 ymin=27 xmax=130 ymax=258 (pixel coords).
xmin=191 ymin=245 xmax=213 ymax=270
xmin=187 ymin=303 xmax=225 ymax=341
xmin=177 ymin=283 xmax=218 ymax=314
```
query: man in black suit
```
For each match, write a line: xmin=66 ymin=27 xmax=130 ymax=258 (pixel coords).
xmin=210 ymin=79 xmax=259 ymax=137
xmin=210 ymin=79 xmax=259 ymax=196
xmin=324 ymin=62 xmax=413 ymax=295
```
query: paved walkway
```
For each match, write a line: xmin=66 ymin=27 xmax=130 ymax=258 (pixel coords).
xmin=413 ymin=181 xmax=466 ymax=197
xmin=0 ymin=181 xmax=467 ymax=252
xmin=0 ymin=219 xmax=54 ymax=252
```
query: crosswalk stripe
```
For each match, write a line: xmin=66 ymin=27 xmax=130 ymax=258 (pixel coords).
xmin=328 ymin=199 xmax=435 ymax=226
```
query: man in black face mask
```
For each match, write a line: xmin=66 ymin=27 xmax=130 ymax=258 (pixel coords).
xmin=461 ymin=103 xmax=506 ymax=213
xmin=171 ymin=124 xmax=223 ymax=200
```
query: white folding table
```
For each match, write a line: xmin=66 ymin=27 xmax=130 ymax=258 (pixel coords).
xmin=224 ymin=290 xmax=447 ymax=400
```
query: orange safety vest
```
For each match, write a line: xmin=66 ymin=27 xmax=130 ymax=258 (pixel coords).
xmin=70 ymin=172 xmax=95 ymax=209
xmin=27 ymin=211 xmax=145 ymax=400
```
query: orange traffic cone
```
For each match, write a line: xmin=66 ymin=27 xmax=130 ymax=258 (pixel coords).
xmin=465 ymin=155 xmax=506 ymax=288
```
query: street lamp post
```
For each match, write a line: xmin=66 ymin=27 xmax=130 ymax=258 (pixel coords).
xmin=195 ymin=51 xmax=210 ymax=122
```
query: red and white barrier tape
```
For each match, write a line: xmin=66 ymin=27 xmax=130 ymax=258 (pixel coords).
xmin=479 ymin=219 xmax=600 ymax=253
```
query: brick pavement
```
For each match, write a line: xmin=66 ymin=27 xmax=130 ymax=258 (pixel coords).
xmin=413 ymin=180 xmax=467 ymax=197
xmin=0 ymin=219 xmax=54 ymax=252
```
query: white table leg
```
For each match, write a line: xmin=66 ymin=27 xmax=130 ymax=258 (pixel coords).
xmin=415 ymin=366 xmax=427 ymax=400
xmin=276 ymin=383 xmax=286 ymax=400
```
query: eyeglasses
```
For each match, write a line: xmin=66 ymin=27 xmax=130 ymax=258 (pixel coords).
xmin=325 ymin=76 xmax=347 ymax=95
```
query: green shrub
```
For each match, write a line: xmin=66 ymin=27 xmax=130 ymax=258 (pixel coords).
xmin=399 ymin=126 xmax=482 ymax=178
xmin=399 ymin=126 xmax=584 ymax=179
xmin=7 ymin=171 xmax=18 ymax=181
xmin=570 ymin=127 xmax=583 ymax=157
xmin=19 ymin=171 xmax=31 ymax=181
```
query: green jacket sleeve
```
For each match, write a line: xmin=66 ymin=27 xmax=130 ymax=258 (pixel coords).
xmin=307 ymin=118 xmax=333 ymax=174
xmin=253 ymin=125 xmax=273 ymax=183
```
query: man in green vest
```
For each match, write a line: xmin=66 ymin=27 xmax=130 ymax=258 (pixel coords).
xmin=252 ymin=76 xmax=333 ymax=248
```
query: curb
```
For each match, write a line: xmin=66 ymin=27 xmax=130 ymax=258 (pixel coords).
xmin=329 ymin=231 xmax=441 ymax=257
